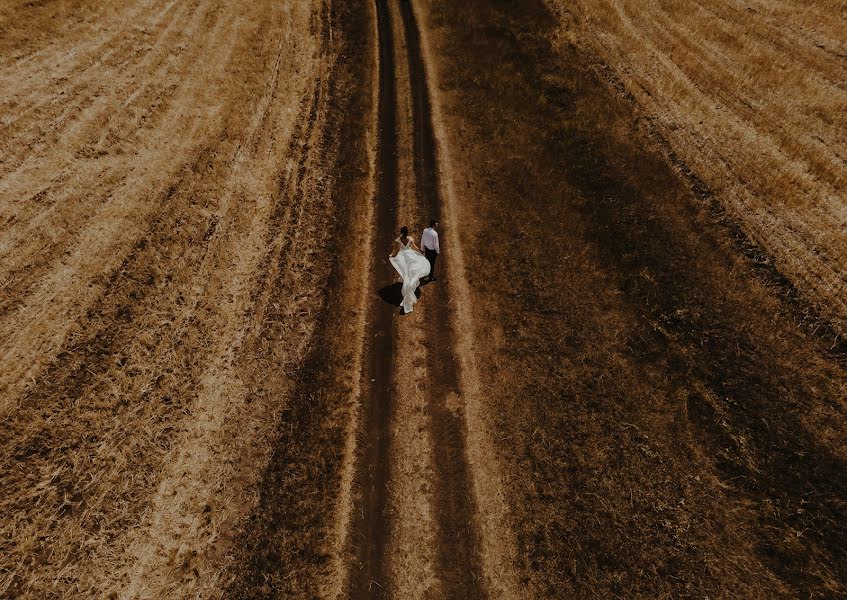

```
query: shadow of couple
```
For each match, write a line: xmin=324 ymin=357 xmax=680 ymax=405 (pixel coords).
xmin=377 ymin=281 xmax=427 ymax=307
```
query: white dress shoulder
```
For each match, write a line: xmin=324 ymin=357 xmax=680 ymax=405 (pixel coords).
xmin=389 ymin=236 xmax=431 ymax=313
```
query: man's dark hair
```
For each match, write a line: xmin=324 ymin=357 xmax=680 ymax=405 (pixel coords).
xmin=430 ymin=219 xmax=437 ymax=227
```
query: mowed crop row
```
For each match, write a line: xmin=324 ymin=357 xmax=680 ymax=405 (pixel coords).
xmin=545 ymin=0 xmax=847 ymax=335
xmin=0 ymin=1 xmax=349 ymax=597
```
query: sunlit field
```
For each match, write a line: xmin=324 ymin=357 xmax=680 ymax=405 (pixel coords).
xmin=0 ymin=1 xmax=351 ymax=596
xmin=2 ymin=0 xmax=846 ymax=598
xmin=547 ymin=0 xmax=847 ymax=334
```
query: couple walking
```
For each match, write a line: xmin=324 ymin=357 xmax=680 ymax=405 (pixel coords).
xmin=389 ymin=220 xmax=439 ymax=314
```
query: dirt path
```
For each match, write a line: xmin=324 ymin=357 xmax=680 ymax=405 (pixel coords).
xmin=347 ymin=0 xmax=397 ymax=594
xmin=348 ymin=1 xmax=484 ymax=598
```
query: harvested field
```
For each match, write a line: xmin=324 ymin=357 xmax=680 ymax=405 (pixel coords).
xmin=3 ymin=0 xmax=847 ymax=598
xmin=544 ymin=0 xmax=847 ymax=337
xmin=0 ymin=0 xmax=374 ymax=596
xmin=421 ymin=0 xmax=847 ymax=596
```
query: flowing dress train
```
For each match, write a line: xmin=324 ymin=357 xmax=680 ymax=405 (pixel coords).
xmin=389 ymin=236 xmax=430 ymax=313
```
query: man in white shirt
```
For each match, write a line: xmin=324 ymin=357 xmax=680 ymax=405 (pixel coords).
xmin=421 ymin=219 xmax=439 ymax=283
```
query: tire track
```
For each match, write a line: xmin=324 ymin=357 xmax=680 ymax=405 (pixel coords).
xmin=346 ymin=0 xmax=397 ymax=595
xmin=398 ymin=2 xmax=484 ymax=597
xmin=348 ymin=0 xmax=483 ymax=597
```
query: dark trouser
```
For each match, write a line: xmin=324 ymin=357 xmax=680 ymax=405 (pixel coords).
xmin=424 ymin=248 xmax=437 ymax=279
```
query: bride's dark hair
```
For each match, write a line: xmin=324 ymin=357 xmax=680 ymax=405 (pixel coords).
xmin=400 ymin=226 xmax=408 ymax=236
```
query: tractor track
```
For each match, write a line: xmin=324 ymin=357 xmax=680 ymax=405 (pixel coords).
xmin=348 ymin=0 xmax=483 ymax=597
xmin=398 ymin=1 xmax=484 ymax=597
xmin=347 ymin=0 xmax=396 ymax=594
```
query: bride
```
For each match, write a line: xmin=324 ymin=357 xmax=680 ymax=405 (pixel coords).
xmin=389 ymin=225 xmax=431 ymax=314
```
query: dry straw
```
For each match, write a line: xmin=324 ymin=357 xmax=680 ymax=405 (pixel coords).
xmin=546 ymin=0 xmax=847 ymax=336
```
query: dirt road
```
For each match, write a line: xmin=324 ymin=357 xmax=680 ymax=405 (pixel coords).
xmin=347 ymin=1 xmax=485 ymax=597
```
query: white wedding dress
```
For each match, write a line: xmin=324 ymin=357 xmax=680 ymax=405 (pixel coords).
xmin=389 ymin=235 xmax=431 ymax=313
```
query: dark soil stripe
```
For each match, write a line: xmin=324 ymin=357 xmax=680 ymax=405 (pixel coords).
xmin=346 ymin=0 xmax=397 ymax=597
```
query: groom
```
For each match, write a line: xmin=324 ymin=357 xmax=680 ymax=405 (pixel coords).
xmin=421 ymin=219 xmax=439 ymax=283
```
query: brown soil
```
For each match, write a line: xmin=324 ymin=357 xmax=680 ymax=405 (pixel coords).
xmin=421 ymin=0 xmax=847 ymax=597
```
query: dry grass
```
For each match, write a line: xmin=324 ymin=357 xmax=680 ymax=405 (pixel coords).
xmin=545 ymin=0 xmax=847 ymax=337
xmin=0 ymin=0 xmax=353 ymax=597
